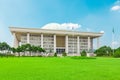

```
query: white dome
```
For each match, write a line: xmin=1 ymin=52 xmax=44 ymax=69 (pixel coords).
xmin=41 ymin=23 xmax=61 ymax=30
xmin=41 ymin=23 xmax=81 ymax=30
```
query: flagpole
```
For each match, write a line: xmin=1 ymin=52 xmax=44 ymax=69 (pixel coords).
xmin=112 ymin=28 xmax=114 ymax=55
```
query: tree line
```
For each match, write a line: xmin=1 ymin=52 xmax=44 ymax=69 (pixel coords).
xmin=0 ymin=42 xmax=45 ymax=57
xmin=1 ymin=42 xmax=120 ymax=57
xmin=94 ymin=46 xmax=120 ymax=57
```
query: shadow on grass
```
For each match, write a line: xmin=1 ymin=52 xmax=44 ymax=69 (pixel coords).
xmin=71 ymin=56 xmax=96 ymax=60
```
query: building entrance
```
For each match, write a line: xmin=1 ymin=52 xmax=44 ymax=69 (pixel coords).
xmin=56 ymin=47 xmax=65 ymax=54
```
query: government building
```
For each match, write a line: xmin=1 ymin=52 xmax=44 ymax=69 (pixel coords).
xmin=9 ymin=27 xmax=103 ymax=56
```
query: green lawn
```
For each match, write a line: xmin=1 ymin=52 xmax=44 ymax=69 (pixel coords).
xmin=0 ymin=57 xmax=120 ymax=80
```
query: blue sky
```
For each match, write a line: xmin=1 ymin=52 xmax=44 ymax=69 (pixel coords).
xmin=0 ymin=0 xmax=120 ymax=48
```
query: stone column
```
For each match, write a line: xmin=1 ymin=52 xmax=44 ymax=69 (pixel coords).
xmin=13 ymin=32 xmax=19 ymax=48
xmin=27 ymin=33 xmax=30 ymax=44
xmin=97 ymin=37 xmax=100 ymax=49
xmin=91 ymin=38 xmax=93 ymax=50
xmin=88 ymin=37 xmax=91 ymax=51
xmin=77 ymin=36 xmax=80 ymax=55
xmin=41 ymin=34 xmax=43 ymax=48
xmin=65 ymin=35 xmax=68 ymax=53
xmin=54 ymin=34 xmax=56 ymax=53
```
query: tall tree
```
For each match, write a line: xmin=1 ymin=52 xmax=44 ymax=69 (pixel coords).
xmin=16 ymin=46 xmax=22 ymax=57
xmin=21 ymin=44 xmax=27 ymax=56
xmin=0 ymin=42 xmax=10 ymax=53
xmin=25 ymin=44 xmax=32 ymax=56
xmin=11 ymin=47 xmax=16 ymax=55
xmin=94 ymin=46 xmax=112 ymax=56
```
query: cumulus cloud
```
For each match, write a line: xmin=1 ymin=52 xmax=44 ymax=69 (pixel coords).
xmin=111 ymin=0 xmax=120 ymax=11
xmin=111 ymin=5 xmax=120 ymax=11
xmin=41 ymin=23 xmax=81 ymax=30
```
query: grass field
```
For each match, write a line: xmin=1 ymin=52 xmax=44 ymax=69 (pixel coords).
xmin=0 ymin=57 xmax=120 ymax=80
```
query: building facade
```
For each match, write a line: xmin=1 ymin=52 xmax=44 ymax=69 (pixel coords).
xmin=9 ymin=27 xmax=103 ymax=56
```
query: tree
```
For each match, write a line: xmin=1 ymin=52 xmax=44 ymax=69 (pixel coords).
xmin=113 ymin=47 xmax=120 ymax=58
xmin=20 ymin=44 xmax=27 ymax=56
xmin=0 ymin=42 xmax=11 ymax=53
xmin=25 ymin=44 xmax=32 ymax=56
xmin=16 ymin=46 xmax=22 ymax=57
xmin=41 ymin=48 xmax=45 ymax=53
xmin=0 ymin=42 xmax=47 ymax=57
xmin=113 ymin=49 xmax=120 ymax=58
xmin=37 ymin=46 xmax=42 ymax=55
xmin=31 ymin=45 xmax=38 ymax=56
xmin=81 ymin=50 xmax=86 ymax=56
xmin=11 ymin=47 xmax=16 ymax=55
xmin=94 ymin=46 xmax=112 ymax=56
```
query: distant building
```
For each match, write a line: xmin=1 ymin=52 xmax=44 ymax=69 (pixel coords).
xmin=9 ymin=27 xmax=103 ymax=56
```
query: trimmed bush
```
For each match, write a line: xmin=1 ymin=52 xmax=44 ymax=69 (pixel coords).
xmin=81 ymin=50 xmax=86 ymax=56
xmin=62 ymin=52 xmax=67 ymax=57
xmin=54 ymin=53 xmax=57 ymax=57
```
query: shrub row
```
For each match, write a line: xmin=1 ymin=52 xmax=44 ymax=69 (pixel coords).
xmin=54 ymin=52 xmax=67 ymax=57
xmin=0 ymin=53 xmax=15 ymax=57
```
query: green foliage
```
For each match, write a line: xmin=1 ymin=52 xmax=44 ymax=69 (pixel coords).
xmin=0 ymin=42 xmax=11 ymax=53
xmin=94 ymin=46 xmax=112 ymax=56
xmin=114 ymin=47 xmax=120 ymax=58
xmin=62 ymin=52 xmax=67 ymax=57
xmin=11 ymin=44 xmax=46 ymax=56
xmin=16 ymin=46 xmax=22 ymax=56
xmin=25 ymin=44 xmax=32 ymax=52
xmin=42 ymin=48 xmax=46 ymax=52
xmin=0 ymin=53 xmax=14 ymax=57
xmin=11 ymin=47 xmax=16 ymax=53
xmin=37 ymin=47 xmax=43 ymax=53
xmin=54 ymin=53 xmax=57 ymax=57
xmin=113 ymin=51 xmax=120 ymax=58
xmin=81 ymin=50 xmax=86 ymax=56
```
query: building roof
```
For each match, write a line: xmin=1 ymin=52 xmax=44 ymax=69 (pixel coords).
xmin=9 ymin=27 xmax=103 ymax=38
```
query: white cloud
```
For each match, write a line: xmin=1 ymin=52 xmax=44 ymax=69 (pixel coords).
xmin=111 ymin=5 xmax=120 ymax=11
xmin=111 ymin=0 xmax=120 ymax=11
xmin=41 ymin=23 xmax=81 ymax=30
xmin=100 ymin=30 xmax=105 ymax=33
